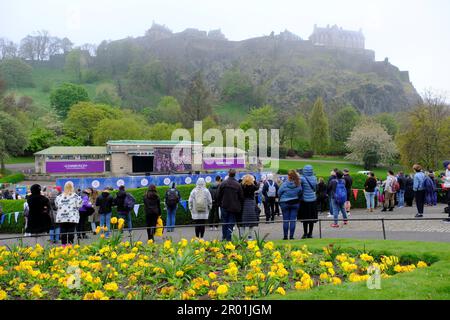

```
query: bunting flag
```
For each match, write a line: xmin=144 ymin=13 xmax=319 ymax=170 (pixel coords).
xmin=180 ymin=200 xmax=188 ymax=211
xmin=0 ymin=214 xmax=5 ymax=225
xmin=353 ymin=189 xmax=359 ymax=200
xmin=14 ymin=212 xmax=19 ymax=223
xmin=133 ymin=204 xmax=140 ymax=217
xmin=7 ymin=213 xmax=12 ymax=224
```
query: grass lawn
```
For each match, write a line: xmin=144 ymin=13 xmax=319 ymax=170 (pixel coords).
xmin=5 ymin=156 xmax=34 ymax=164
xmin=268 ymin=159 xmax=405 ymax=179
xmin=268 ymin=238 xmax=450 ymax=300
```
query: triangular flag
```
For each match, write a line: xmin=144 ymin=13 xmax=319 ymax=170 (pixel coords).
xmin=7 ymin=213 xmax=12 ymax=224
xmin=133 ymin=204 xmax=140 ymax=217
xmin=14 ymin=212 xmax=19 ymax=223
xmin=180 ymin=200 xmax=188 ymax=211
xmin=0 ymin=214 xmax=5 ymax=225
xmin=353 ymin=189 xmax=359 ymax=200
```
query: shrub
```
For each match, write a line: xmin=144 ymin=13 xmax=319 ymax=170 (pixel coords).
xmin=301 ymin=150 xmax=314 ymax=158
xmin=0 ymin=173 xmax=25 ymax=184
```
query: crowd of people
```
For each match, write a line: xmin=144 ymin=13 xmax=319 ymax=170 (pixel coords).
xmin=1 ymin=161 xmax=449 ymax=244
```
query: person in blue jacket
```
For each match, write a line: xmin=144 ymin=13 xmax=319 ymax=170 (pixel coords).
xmin=278 ymin=170 xmax=302 ymax=240
xmin=412 ymin=164 xmax=426 ymax=217
xmin=298 ymin=165 xmax=318 ymax=238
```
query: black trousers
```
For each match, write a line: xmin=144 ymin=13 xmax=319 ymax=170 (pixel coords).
xmin=265 ymin=197 xmax=276 ymax=221
xmin=317 ymin=196 xmax=328 ymax=212
xmin=195 ymin=219 xmax=206 ymax=238
xmin=208 ymin=204 xmax=220 ymax=227
xmin=146 ymin=214 xmax=158 ymax=240
xmin=415 ymin=190 xmax=425 ymax=214
xmin=77 ymin=214 xmax=87 ymax=238
xmin=60 ymin=223 xmax=77 ymax=245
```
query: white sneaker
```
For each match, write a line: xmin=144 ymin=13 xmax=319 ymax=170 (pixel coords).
xmin=327 ymin=213 xmax=333 ymax=218
xmin=214 ymin=227 xmax=218 ymax=231
xmin=209 ymin=227 xmax=213 ymax=231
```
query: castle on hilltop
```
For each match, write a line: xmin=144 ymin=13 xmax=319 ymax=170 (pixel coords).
xmin=309 ymin=24 xmax=365 ymax=49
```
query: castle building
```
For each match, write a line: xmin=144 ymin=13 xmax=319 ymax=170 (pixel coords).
xmin=309 ymin=24 xmax=365 ymax=49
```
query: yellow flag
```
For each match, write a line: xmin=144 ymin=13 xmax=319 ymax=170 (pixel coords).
xmin=155 ymin=217 xmax=163 ymax=237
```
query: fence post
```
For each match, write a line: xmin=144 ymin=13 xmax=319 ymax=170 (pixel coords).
xmin=381 ymin=218 xmax=386 ymax=240
xmin=319 ymin=219 xmax=322 ymax=239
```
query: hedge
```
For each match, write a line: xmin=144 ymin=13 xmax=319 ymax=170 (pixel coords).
xmin=0 ymin=173 xmax=25 ymax=184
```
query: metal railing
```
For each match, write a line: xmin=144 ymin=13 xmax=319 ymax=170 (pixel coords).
xmin=0 ymin=216 xmax=448 ymax=244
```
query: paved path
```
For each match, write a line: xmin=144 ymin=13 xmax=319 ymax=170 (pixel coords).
xmin=1 ymin=205 xmax=449 ymax=247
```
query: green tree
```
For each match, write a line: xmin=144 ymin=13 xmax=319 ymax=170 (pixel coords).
xmin=346 ymin=121 xmax=397 ymax=169
xmin=0 ymin=111 xmax=28 ymax=172
xmin=148 ymin=122 xmax=183 ymax=140
xmin=25 ymin=127 xmax=58 ymax=154
xmin=64 ymin=102 xmax=122 ymax=145
xmin=330 ymin=105 xmax=360 ymax=146
xmin=50 ymin=83 xmax=89 ymax=118
xmin=93 ymin=117 xmax=149 ymax=145
xmin=220 ymin=69 xmax=255 ymax=107
xmin=282 ymin=113 xmax=309 ymax=151
xmin=247 ymin=104 xmax=277 ymax=129
xmin=148 ymin=96 xmax=182 ymax=124
xmin=181 ymin=72 xmax=213 ymax=127
xmin=64 ymin=49 xmax=87 ymax=83
xmin=0 ymin=58 xmax=33 ymax=88
xmin=94 ymin=83 xmax=122 ymax=106
xmin=309 ymin=97 xmax=330 ymax=154
xmin=374 ymin=113 xmax=398 ymax=137
xmin=396 ymin=95 xmax=450 ymax=170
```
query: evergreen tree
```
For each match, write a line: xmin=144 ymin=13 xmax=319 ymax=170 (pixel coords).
xmin=309 ymin=97 xmax=330 ymax=154
xmin=181 ymin=72 xmax=212 ymax=127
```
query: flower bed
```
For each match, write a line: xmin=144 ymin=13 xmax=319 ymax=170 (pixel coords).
xmin=0 ymin=220 xmax=431 ymax=300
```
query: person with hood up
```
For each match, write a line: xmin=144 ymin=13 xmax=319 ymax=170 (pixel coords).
xmin=188 ymin=178 xmax=212 ymax=239
xmin=96 ymin=188 xmax=114 ymax=238
xmin=278 ymin=170 xmax=302 ymax=240
xmin=25 ymin=184 xmax=52 ymax=235
xmin=298 ymin=165 xmax=318 ymax=239
xmin=404 ymin=174 xmax=415 ymax=206
xmin=114 ymin=185 xmax=134 ymax=232
xmin=143 ymin=184 xmax=162 ymax=241
xmin=208 ymin=175 xmax=222 ymax=230
xmin=77 ymin=189 xmax=93 ymax=239
xmin=55 ymin=182 xmax=82 ymax=245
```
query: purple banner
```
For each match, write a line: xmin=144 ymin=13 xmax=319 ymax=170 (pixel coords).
xmin=46 ymin=161 xmax=105 ymax=173
xmin=202 ymin=158 xmax=246 ymax=170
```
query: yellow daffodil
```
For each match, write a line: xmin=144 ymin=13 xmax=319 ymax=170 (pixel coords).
xmin=216 ymin=284 xmax=228 ymax=295
xmin=0 ymin=290 xmax=7 ymax=300
xmin=110 ymin=217 xmax=118 ymax=225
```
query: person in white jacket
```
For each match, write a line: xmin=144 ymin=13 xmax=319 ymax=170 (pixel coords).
xmin=382 ymin=170 xmax=397 ymax=212
xmin=55 ymin=181 xmax=82 ymax=245
xmin=188 ymin=178 xmax=212 ymax=239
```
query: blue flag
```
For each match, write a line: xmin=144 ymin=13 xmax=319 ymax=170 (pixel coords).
xmin=180 ymin=200 xmax=188 ymax=211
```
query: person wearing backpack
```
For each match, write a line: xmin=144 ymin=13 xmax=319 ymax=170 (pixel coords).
xmin=164 ymin=182 xmax=181 ymax=232
xmin=188 ymin=178 xmax=212 ymax=239
xmin=412 ymin=164 xmax=426 ymax=217
xmin=299 ymin=165 xmax=318 ymax=238
xmin=217 ymin=169 xmax=244 ymax=241
xmin=381 ymin=171 xmax=397 ymax=212
xmin=208 ymin=176 xmax=222 ymax=230
xmin=262 ymin=173 xmax=279 ymax=222
xmin=114 ymin=185 xmax=134 ymax=232
xmin=329 ymin=170 xmax=348 ymax=227
xmin=96 ymin=188 xmax=115 ymax=238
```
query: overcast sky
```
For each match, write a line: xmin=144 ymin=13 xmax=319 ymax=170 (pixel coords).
xmin=1 ymin=0 xmax=449 ymax=99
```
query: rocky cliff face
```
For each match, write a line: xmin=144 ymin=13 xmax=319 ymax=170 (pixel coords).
xmin=132 ymin=28 xmax=422 ymax=114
